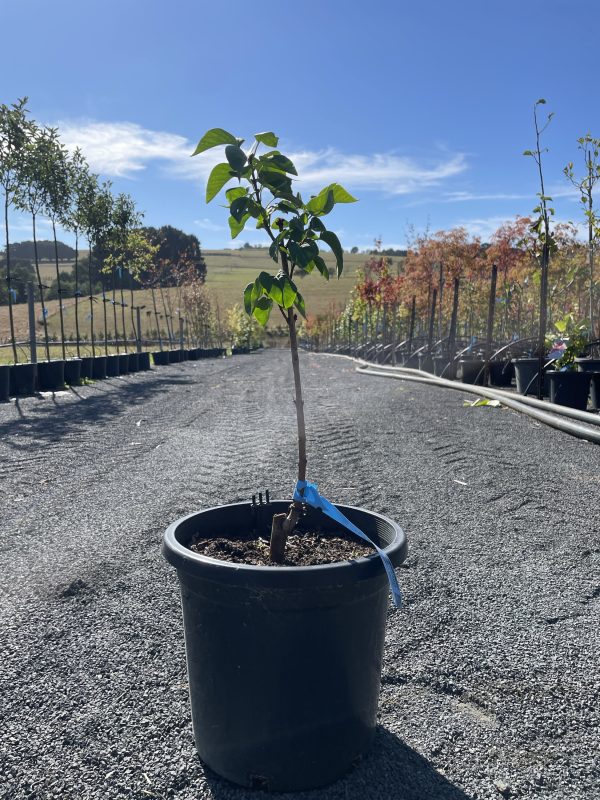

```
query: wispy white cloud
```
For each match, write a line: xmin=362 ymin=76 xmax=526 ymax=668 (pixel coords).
xmin=58 ymin=120 xmax=192 ymax=178
xmin=193 ymin=218 xmax=225 ymax=232
xmin=443 ymin=191 xmax=530 ymax=202
xmin=56 ymin=119 xmax=468 ymax=196
xmin=457 ymin=214 xmax=584 ymax=241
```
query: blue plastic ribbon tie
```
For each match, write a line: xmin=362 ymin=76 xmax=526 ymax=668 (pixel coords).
xmin=293 ymin=480 xmax=402 ymax=607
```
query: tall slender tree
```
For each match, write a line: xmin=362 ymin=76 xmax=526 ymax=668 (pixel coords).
xmin=62 ymin=148 xmax=90 ymax=357
xmin=564 ymin=135 xmax=600 ymax=338
xmin=79 ymin=177 xmax=113 ymax=357
xmin=15 ymin=119 xmax=53 ymax=360
xmin=41 ymin=128 xmax=71 ymax=361
xmin=0 ymin=98 xmax=29 ymax=363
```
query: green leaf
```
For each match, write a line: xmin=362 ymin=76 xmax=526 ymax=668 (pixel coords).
xmin=281 ymin=276 xmax=298 ymax=308
xmin=269 ymin=241 xmax=280 ymax=263
xmin=230 ymin=196 xmax=249 ymax=222
xmin=319 ymin=230 xmax=344 ymax=277
xmin=193 ymin=128 xmax=238 ymax=156
xmin=288 ymin=241 xmax=312 ymax=269
xmin=306 ymin=183 xmax=357 ymax=216
xmin=226 ymin=186 xmax=247 ymax=203
xmin=225 ymin=145 xmax=247 ymax=172
xmin=206 ymin=163 xmax=234 ymax=203
xmin=307 ymin=188 xmax=334 ymax=216
xmin=262 ymin=152 xmax=297 ymax=175
xmin=257 ymin=270 xmax=275 ymax=295
xmin=255 ymin=132 xmax=279 ymax=147
xmin=229 ymin=212 xmax=250 ymax=238
xmin=313 ymin=254 xmax=330 ymax=281
xmin=522 ymin=150 xmax=534 ymax=156
xmin=252 ymin=294 xmax=273 ymax=326
xmin=309 ymin=216 xmax=326 ymax=232
xmin=243 ymin=282 xmax=254 ymax=314
xmin=294 ymin=291 xmax=306 ymax=318
xmin=275 ymin=200 xmax=300 ymax=215
xmin=259 ymin=169 xmax=293 ymax=196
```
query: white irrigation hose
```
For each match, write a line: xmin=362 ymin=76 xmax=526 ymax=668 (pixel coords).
xmin=358 ymin=360 xmax=600 ymax=429
xmin=355 ymin=363 xmax=600 ymax=445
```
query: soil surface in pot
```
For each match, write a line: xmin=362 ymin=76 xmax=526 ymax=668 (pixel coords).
xmin=189 ymin=527 xmax=373 ymax=566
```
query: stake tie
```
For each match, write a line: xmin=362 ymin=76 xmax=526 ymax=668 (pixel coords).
xmin=293 ymin=480 xmax=402 ymax=607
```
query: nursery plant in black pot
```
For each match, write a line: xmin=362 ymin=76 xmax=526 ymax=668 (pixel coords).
xmin=546 ymin=319 xmax=592 ymax=410
xmin=162 ymin=129 xmax=407 ymax=792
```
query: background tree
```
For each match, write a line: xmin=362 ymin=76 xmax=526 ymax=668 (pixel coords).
xmin=0 ymin=97 xmax=29 ymax=362
xmin=15 ymin=119 xmax=54 ymax=359
xmin=564 ymin=134 xmax=600 ymax=337
xmin=41 ymin=128 xmax=72 ymax=360
xmin=62 ymin=148 xmax=91 ymax=356
xmin=79 ymin=176 xmax=113 ymax=357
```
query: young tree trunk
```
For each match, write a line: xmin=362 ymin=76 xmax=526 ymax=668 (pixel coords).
xmin=88 ymin=240 xmax=96 ymax=358
xmin=120 ymin=270 xmax=128 ymax=353
xmin=4 ymin=196 xmax=18 ymax=363
xmin=112 ymin=265 xmax=119 ymax=354
xmin=74 ymin=233 xmax=81 ymax=357
xmin=102 ymin=279 xmax=109 ymax=356
xmin=151 ymin=287 xmax=162 ymax=350
xmin=52 ymin=221 xmax=67 ymax=360
xmin=33 ymin=213 xmax=51 ymax=362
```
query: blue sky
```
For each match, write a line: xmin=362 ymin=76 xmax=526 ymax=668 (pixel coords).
xmin=3 ymin=0 xmax=598 ymax=251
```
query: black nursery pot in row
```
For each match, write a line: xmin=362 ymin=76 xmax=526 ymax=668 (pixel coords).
xmin=37 ymin=360 xmax=65 ymax=392
xmin=152 ymin=350 xmax=170 ymax=366
xmin=548 ymin=370 xmax=592 ymax=411
xmin=0 ymin=365 xmax=9 ymax=402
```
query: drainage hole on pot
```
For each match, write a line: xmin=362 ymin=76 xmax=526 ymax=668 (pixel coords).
xmin=250 ymin=775 xmax=270 ymax=790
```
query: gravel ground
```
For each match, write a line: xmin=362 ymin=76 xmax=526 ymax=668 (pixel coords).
xmin=0 ymin=350 xmax=598 ymax=800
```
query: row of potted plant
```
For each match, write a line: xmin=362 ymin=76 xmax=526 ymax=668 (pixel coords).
xmin=0 ymin=346 xmax=230 ymax=400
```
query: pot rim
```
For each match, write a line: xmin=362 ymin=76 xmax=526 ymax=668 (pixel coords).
xmin=163 ymin=500 xmax=408 ymax=587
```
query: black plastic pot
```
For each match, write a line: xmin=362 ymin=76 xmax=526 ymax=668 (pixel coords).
xmin=9 ymin=363 xmax=37 ymax=396
xmin=91 ymin=356 xmax=107 ymax=379
xmin=548 ymin=370 xmax=591 ymax=411
xmin=0 ymin=365 xmax=9 ymax=401
xmin=80 ymin=357 xmax=95 ymax=379
xmin=118 ymin=354 xmax=130 ymax=374
xmin=590 ymin=373 xmax=600 ymax=410
xmin=163 ymin=501 xmax=407 ymax=792
xmin=169 ymin=349 xmax=182 ymax=363
xmin=418 ymin=353 xmax=434 ymax=372
xmin=152 ymin=350 xmax=170 ymax=366
xmin=432 ymin=356 xmax=455 ymax=379
xmin=402 ymin=353 xmax=419 ymax=368
xmin=138 ymin=352 xmax=151 ymax=371
xmin=128 ymin=353 xmax=140 ymax=373
xmin=37 ymin=360 xmax=65 ymax=392
xmin=105 ymin=354 xmax=120 ymax=377
xmin=459 ymin=358 xmax=485 ymax=385
xmin=63 ymin=358 xmax=82 ymax=386
xmin=512 ymin=358 xmax=549 ymax=396
xmin=575 ymin=357 xmax=600 ymax=373
xmin=488 ymin=361 xmax=514 ymax=387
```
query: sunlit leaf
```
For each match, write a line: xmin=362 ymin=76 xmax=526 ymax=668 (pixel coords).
xmin=206 ymin=163 xmax=233 ymax=203
xmin=193 ymin=128 xmax=238 ymax=156
xmin=254 ymin=131 xmax=279 ymax=147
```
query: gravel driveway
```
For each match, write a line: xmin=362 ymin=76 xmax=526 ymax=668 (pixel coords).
xmin=0 ymin=350 xmax=598 ymax=800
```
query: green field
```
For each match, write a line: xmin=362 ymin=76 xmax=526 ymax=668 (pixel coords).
xmin=202 ymin=247 xmax=370 ymax=319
